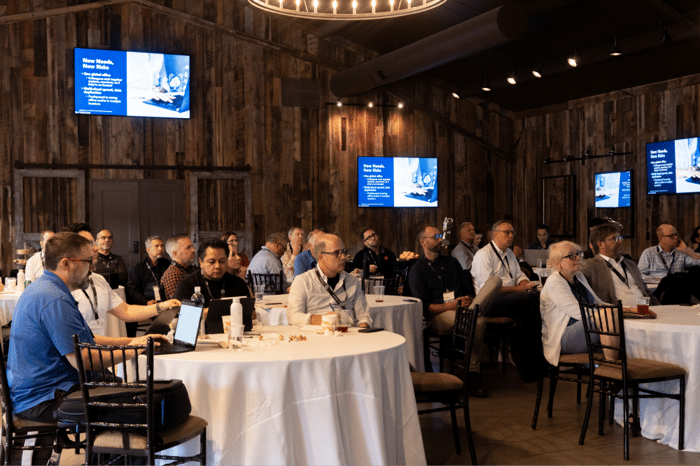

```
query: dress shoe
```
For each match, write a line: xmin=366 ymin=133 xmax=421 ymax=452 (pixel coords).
xmin=468 ymin=372 xmax=487 ymax=398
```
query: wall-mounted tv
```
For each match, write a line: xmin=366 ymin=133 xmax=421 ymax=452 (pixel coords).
xmin=75 ymin=48 xmax=190 ymax=119
xmin=595 ymin=170 xmax=632 ymax=208
xmin=646 ymin=137 xmax=700 ymax=194
xmin=358 ymin=156 xmax=438 ymax=207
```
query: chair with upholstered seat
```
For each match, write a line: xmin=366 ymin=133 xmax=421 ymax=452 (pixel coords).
xmin=412 ymin=303 xmax=479 ymax=464
xmin=246 ymin=271 xmax=284 ymax=294
xmin=532 ymin=352 xmax=590 ymax=429
xmin=72 ymin=335 xmax=207 ymax=465
xmin=578 ymin=301 xmax=686 ymax=460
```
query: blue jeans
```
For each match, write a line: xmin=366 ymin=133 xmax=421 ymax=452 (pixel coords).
xmin=561 ymin=319 xmax=599 ymax=354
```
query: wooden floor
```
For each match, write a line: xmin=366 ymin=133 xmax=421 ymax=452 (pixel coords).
xmin=58 ymin=357 xmax=699 ymax=466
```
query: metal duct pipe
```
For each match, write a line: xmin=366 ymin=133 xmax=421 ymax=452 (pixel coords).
xmin=330 ymin=3 xmax=528 ymax=97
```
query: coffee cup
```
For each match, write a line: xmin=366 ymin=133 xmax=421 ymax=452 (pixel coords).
xmin=322 ymin=314 xmax=337 ymax=335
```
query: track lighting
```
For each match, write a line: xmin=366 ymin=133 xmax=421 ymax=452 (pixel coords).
xmin=532 ymin=60 xmax=543 ymax=78
xmin=397 ymin=102 xmax=404 ymax=109
xmin=507 ymin=68 xmax=517 ymax=85
xmin=610 ymin=37 xmax=622 ymax=56
xmin=659 ymin=23 xmax=671 ymax=44
xmin=567 ymin=49 xmax=579 ymax=67
xmin=367 ymin=101 xmax=373 ymax=108
xmin=482 ymin=76 xmax=491 ymax=92
xmin=336 ymin=99 xmax=342 ymax=107
xmin=451 ymin=86 xmax=462 ymax=99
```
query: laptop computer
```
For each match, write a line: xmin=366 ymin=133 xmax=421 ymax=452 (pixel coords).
xmin=523 ymin=249 xmax=550 ymax=267
xmin=142 ymin=84 xmax=190 ymax=113
xmin=207 ymin=297 xmax=256 ymax=334
xmin=151 ymin=301 xmax=204 ymax=355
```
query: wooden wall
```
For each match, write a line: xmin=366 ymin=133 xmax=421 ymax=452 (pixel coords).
xmin=514 ymin=74 xmax=700 ymax=260
xmin=0 ymin=0 xmax=516 ymax=274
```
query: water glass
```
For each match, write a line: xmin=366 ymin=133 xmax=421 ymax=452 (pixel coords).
xmin=4 ymin=277 xmax=16 ymax=289
xmin=229 ymin=324 xmax=244 ymax=350
xmin=375 ymin=285 xmax=385 ymax=302
xmin=254 ymin=285 xmax=265 ymax=301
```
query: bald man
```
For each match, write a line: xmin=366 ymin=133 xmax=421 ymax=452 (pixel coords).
xmin=638 ymin=223 xmax=700 ymax=287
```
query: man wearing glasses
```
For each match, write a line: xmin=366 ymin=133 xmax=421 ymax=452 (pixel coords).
xmin=350 ymin=228 xmax=397 ymax=277
xmin=580 ymin=223 xmax=658 ymax=307
xmin=637 ymin=224 xmax=700 ymax=287
xmin=247 ymin=232 xmax=290 ymax=290
xmin=472 ymin=220 xmax=538 ymax=319
xmin=287 ymin=233 xmax=370 ymax=328
xmin=93 ymin=229 xmax=128 ymax=287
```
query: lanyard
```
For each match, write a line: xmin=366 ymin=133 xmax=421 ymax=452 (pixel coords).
xmin=145 ymin=260 xmax=161 ymax=283
xmin=461 ymin=241 xmax=475 ymax=254
xmin=81 ymin=276 xmax=99 ymax=320
xmin=314 ymin=269 xmax=346 ymax=309
xmin=656 ymin=247 xmax=676 ymax=273
xmin=604 ymin=259 xmax=629 ymax=287
xmin=490 ymin=242 xmax=513 ymax=279
xmin=202 ymin=271 xmax=227 ymax=300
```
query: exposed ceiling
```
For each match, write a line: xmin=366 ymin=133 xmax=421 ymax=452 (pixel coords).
xmin=286 ymin=0 xmax=700 ymax=113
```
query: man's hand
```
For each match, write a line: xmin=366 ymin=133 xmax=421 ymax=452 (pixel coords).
xmin=310 ymin=311 xmax=337 ymax=326
xmin=369 ymin=264 xmax=378 ymax=274
xmin=130 ymin=333 xmax=168 ymax=347
xmin=359 ymin=322 xmax=370 ymax=329
xmin=161 ymin=299 xmax=180 ymax=309
xmin=516 ymin=281 xmax=538 ymax=292
xmin=147 ymin=300 xmax=157 ymax=305
xmin=455 ymin=296 xmax=472 ymax=308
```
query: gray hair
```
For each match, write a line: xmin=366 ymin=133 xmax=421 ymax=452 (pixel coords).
xmin=547 ymin=241 xmax=581 ymax=268
xmin=491 ymin=220 xmax=513 ymax=233
xmin=287 ymin=227 xmax=303 ymax=238
xmin=267 ymin=232 xmax=288 ymax=246
xmin=459 ymin=222 xmax=473 ymax=232
xmin=165 ymin=234 xmax=190 ymax=257
xmin=145 ymin=235 xmax=163 ymax=249
xmin=308 ymin=229 xmax=321 ymax=244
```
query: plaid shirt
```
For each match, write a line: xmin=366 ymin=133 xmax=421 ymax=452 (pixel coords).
xmin=638 ymin=245 xmax=700 ymax=280
xmin=162 ymin=262 xmax=197 ymax=299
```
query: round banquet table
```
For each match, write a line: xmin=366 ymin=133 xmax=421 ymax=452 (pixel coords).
xmin=0 ymin=287 xmax=23 ymax=326
xmin=614 ymin=305 xmax=700 ymax=451
xmin=254 ymin=294 xmax=425 ymax=371
xmin=150 ymin=326 xmax=427 ymax=465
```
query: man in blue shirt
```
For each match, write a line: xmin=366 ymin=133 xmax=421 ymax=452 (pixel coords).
xmin=247 ymin=233 xmax=289 ymax=291
xmin=293 ymin=229 xmax=322 ymax=278
xmin=8 ymin=232 xmax=164 ymax=423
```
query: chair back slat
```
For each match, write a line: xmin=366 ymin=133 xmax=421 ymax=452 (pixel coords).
xmin=449 ymin=304 xmax=479 ymax=382
xmin=578 ymin=300 xmax=627 ymax=371
xmin=247 ymin=271 xmax=284 ymax=294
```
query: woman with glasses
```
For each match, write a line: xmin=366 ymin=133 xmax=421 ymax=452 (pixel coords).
xmin=540 ymin=241 xmax=603 ymax=366
xmin=221 ymin=231 xmax=249 ymax=279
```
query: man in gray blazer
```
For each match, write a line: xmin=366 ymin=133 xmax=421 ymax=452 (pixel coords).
xmin=580 ymin=223 xmax=659 ymax=306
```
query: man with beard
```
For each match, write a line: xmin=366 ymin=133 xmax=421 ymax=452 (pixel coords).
xmin=93 ymin=229 xmax=128 ymax=286
xmin=174 ymin=239 xmax=251 ymax=307
xmin=637 ymin=223 xmax=700 ymax=287
xmin=7 ymin=232 xmax=165 ymax=425
xmin=350 ymin=228 xmax=397 ymax=277
xmin=161 ymin=234 xmax=197 ymax=299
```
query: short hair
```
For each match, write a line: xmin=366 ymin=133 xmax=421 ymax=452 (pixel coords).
xmin=588 ymin=216 xmax=608 ymax=229
xmin=198 ymin=239 xmax=229 ymax=261
xmin=267 ymin=233 xmax=288 ymax=246
xmin=588 ymin=224 xmax=621 ymax=254
xmin=44 ymin=232 xmax=91 ymax=271
xmin=492 ymin=220 xmax=512 ymax=232
xmin=307 ymin=229 xmax=321 ymax=244
xmin=537 ymin=224 xmax=549 ymax=232
xmin=360 ymin=228 xmax=373 ymax=242
xmin=144 ymin=235 xmax=163 ymax=249
xmin=459 ymin=222 xmax=473 ymax=232
xmin=415 ymin=225 xmax=433 ymax=242
xmin=41 ymin=230 xmax=54 ymax=242
xmin=220 ymin=231 xmax=238 ymax=242
xmin=313 ymin=233 xmax=341 ymax=257
xmin=63 ymin=222 xmax=91 ymax=234
xmin=287 ymin=227 xmax=303 ymax=238
xmin=166 ymin=234 xmax=190 ymax=257
xmin=547 ymin=241 xmax=581 ymax=268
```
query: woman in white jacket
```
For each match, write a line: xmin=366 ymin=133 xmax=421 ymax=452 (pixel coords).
xmin=540 ymin=241 xmax=603 ymax=366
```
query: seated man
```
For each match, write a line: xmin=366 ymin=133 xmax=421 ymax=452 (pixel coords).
xmin=282 ymin=227 xmax=304 ymax=283
xmin=174 ymin=239 xmax=250 ymax=307
xmin=580 ymin=223 xmax=659 ymax=307
xmin=287 ymin=234 xmax=371 ymax=328
xmin=247 ymin=233 xmax=289 ymax=290
xmin=472 ymin=220 xmax=539 ymax=319
xmin=637 ymin=223 xmax=700 ymax=287
xmin=7 ymin=232 xmax=165 ymax=425
xmin=409 ymin=225 xmax=496 ymax=396
xmin=25 ymin=230 xmax=54 ymax=282
xmin=350 ymin=228 xmax=397 ymax=277
xmin=452 ymin=222 xmax=479 ymax=270
xmin=527 ymin=224 xmax=553 ymax=250
xmin=127 ymin=235 xmax=171 ymax=305
xmin=72 ymin=229 xmax=180 ymax=336
xmin=161 ymin=234 xmax=197 ymax=299
xmin=93 ymin=229 xmax=128 ymax=287
xmin=294 ymin=229 xmax=322 ymax=277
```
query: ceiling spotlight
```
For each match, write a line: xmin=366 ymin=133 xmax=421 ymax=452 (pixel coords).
xmin=567 ymin=49 xmax=579 ymax=67
xmin=659 ymin=23 xmax=671 ymax=44
xmin=482 ymin=76 xmax=491 ymax=92
xmin=451 ymin=86 xmax=462 ymax=99
xmin=367 ymin=102 xmax=373 ymax=108
xmin=610 ymin=37 xmax=622 ymax=56
xmin=507 ymin=68 xmax=517 ymax=85
xmin=532 ymin=60 xmax=543 ymax=78
xmin=336 ymin=99 xmax=342 ymax=107
xmin=397 ymin=102 xmax=404 ymax=109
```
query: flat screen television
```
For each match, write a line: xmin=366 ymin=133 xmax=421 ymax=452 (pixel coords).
xmin=595 ymin=170 xmax=632 ymax=208
xmin=358 ymin=156 xmax=438 ymax=207
xmin=74 ymin=48 xmax=190 ymax=119
xmin=646 ymin=137 xmax=700 ymax=194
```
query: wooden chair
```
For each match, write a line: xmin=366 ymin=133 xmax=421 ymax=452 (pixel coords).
xmin=412 ymin=304 xmax=479 ymax=464
xmin=72 ymin=335 xmax=207 ymax=465
xmin=246 ymin=271 xmax=285 ymax=294
xmin=578 ymin=301 xmax=686 ymax=460
xmin=0 ymin=344 xmax=80 ymax=465
xmin=532 ymin=352 xmax=589 ymax=429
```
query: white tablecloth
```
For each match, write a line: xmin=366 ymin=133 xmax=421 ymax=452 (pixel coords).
xmin=0 ymin=288 xmax=22 ymax=326
xmin=614 ymin=305 xmax=700 ymax=451
xmin=152 ymin=326 xmax=426 ymax=465
xmin=254 ymin=294 xmax=425 ymax=371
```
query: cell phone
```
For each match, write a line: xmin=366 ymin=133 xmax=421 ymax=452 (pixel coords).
xmin=358 ymin=327 xmax=384 ymax=333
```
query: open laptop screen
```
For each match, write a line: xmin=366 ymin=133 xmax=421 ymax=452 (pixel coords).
xmin=173 ymin=302 xmax=203 ymax=345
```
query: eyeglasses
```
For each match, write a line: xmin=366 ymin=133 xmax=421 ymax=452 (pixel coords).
xmin=363 ymin=233 xmax=378 ymax=241
xmin=321 ymin=249 xmax=349 ymax=258
xmin=66 ymin=258 xmax=93 ymax=264
xmin=662 ymin=233 xmax=679 ymax=239
xmin=423 ymin=233 xmax=443 ymax=241
xmin=495 ymin=230 xmax=516 ymax=236
xmin=606 ymin=235 xmax=624 ymax=242
xmin=562 ymin=251 xmax=584 ymax=261
xmin=97 ymin=235 xmax=113 ymax=240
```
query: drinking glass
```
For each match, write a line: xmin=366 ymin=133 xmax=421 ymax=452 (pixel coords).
xmin=254 ymin=285 xmax=265 ymax=301
xmin=375 ymin=285 xmax=385 ymax=302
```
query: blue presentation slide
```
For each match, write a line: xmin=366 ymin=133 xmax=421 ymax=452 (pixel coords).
xmin=358 ymin=157 xmax=438 ymax=208
xmin=75 ymin=48 xmax=128 ymax=115
xmin=647 ymin=140 xmax=677 ymax=194
xmin=595 ymin=171 xmax=631 ymax=208
xmin=358 ymin=158 xmax=395 ymax=207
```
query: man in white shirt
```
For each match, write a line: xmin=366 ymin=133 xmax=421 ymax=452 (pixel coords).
xmin=580 ymin=223 xmax=658 ymax=307
xmin=25 ymin=230 xmax=54 ymax=282
xmin=287 ymin=234 xmax=371 ymax=328
xmin=452 ymin=222 xmax=479 ymax=270
xmin=472 ymin=220 xmax=538 ymax=318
